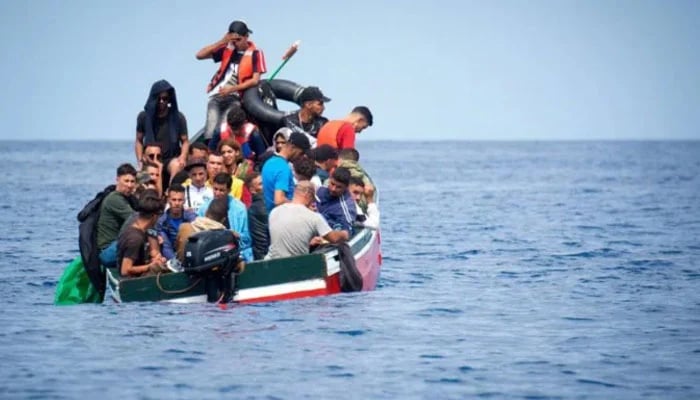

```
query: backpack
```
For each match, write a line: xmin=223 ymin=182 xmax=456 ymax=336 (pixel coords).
xmin=77 ymin=185 xmax=116 ymax=297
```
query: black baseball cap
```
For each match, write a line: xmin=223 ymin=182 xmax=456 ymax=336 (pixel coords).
xmin=288 ymin=132 xmax=311 ymax=151
xmin=228 ymin=20 xmax=252 ymax=35
xmin=298 ymin=86 xmax=331 ymax=104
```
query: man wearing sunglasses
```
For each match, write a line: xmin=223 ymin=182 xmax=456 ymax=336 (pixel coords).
xmin=196 ymin=20 xmax=267 ymax=140
xmin=136 ymin=80 xmax=190 ymax=190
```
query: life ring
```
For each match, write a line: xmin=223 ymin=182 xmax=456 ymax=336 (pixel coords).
xmin=242 ymin=79 xmax=306 ymax=126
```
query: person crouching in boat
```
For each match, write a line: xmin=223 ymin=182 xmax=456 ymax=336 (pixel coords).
xmin=210 ymin=106 xmax=267 ymax=163
xmin=175 ymin=197 xmax=230 ymax=262
xmin=196 ymin=20 xmax=267 ymax=140
xmin=117 ymin=189 xmax=168 ymax=277
xmin=348 ymin=177 xmax=380 ymax=230
xmin=197 ymin=173 xmax=253 ymax=262
xmin=266 ymin=181 xmax=348 ymax=259
xmin=316 ymin=167 xmax=357 ymax=235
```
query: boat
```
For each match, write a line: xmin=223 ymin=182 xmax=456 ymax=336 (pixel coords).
xmin=106 ymin=226 xmax=381 ymax=304
xmin=104 ymin=79 xmax=382 ymax=304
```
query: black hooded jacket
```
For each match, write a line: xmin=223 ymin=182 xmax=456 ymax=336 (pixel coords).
xmin=137 ymin=79 xmax=188 ymax=160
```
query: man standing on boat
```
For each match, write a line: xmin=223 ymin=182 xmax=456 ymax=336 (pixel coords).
xmin=282 ymin=86 xmax=330 ymax=146
xmin=316 ymin=106 xmax=373 ymax=150
xmin=135 ymin=80 xmax=189 ymax=189
xmin=196 ymin=20 xmax=267 ymax=140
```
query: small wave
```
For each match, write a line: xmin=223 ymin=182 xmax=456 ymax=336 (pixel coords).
xmin=334 ymin=330 xmax=365 ymax=336
xmin=577 ymin=378 xmax=619 ymax=388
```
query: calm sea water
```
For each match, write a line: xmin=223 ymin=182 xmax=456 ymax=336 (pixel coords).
xmin=0 ymin=140 xmax=698 ymax=399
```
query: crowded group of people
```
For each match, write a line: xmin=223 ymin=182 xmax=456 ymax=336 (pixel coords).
xmin=95 ymin=20 xmax=380 ymax=279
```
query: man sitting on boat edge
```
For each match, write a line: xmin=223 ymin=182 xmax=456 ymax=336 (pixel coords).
xmin=316 ymin=167 xmax=357 ymax=235
xmin=96 ymin=163 xmax=138 ymax=268
xmin=266 ymin=181 xmax=348 ymax=259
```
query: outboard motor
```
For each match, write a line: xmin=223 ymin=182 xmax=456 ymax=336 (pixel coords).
xmin=183 ymin=230 xmax=241 ymax=303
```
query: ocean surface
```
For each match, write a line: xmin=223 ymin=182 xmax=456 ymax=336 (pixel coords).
xmin=0 ymin=140 xmax=698 ymax=399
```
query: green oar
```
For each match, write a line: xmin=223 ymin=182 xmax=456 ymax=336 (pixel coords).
xmin=268 ymin=40 xmax=301 ymax=81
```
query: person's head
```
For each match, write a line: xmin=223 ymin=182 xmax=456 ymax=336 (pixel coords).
xmin=190 ymin=142 xmax=209 ymax=160
xmin=212 ymin=172 xmax=233 ymax=199
xmin=244 ymin=171 xmax=262 ymax=195
xmin=166 ymin=184 xmax=186 ymax=216
xmin=285 ymin=132 xmax=311 ymax=161
xmin=205 ymin=196 xmax=229 ymax=223
xmin=228 ymin=20 xmax=252 ymax=51
xmin=293 ymin=157 xmax=316 ymax=182
xmin=142 ymin=143 xmax=163 ymax=164
xmin=142 ymin=162 xmax=160 ymax=185
xmin=115 ymin=163 xmax=137 ymax=195
xmin=156 ymin=90 xmax=171 ymax=115
xmin=135 ymin=170 xmax=157 ymax=194
xmin=226 ymin=106 xmax=247 ymax=131
xmin=217 ymin=138 xmax=242 ymax=167
xmin=349 ymin=106 xmax=373 ymax=133
xmin=136 ymin=189 xmax=164 ymax=225
xmin=328 ymin=167 xmax=351 ymax=198
xmin=207 ymin=152 xmax=225 ymax=179
xmin=273 ymin=127 xmax=291 ymax=153
xmin=310 ymin=144 xmax=338 ymax=172
xmin=338 ymin=148 xmax=360 ymax=162
xmin=185 ymin=158 xmax=207 ymax=187
xmin=298 ymin=86 xmax=330 ymax=118
xmin=293 ymin=180 xmax=317 ymax=209
xmin=348 ymin=176 xmax=365 ymax=202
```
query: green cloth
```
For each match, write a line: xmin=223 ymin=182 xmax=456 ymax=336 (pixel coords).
xmin=54 ymin=256 xmax=103 ymax=305
xmin=96 ymin=191 xmax=134 ymax=250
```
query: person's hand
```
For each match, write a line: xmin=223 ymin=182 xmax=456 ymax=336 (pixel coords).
xmin=177 ymin=156 xmax=186 ymax=169
xmin=365 ymin=183 xmax=375 ymax=203
xmin=309 ymin=236 xmax=323 ymax=247
xmin=219 ymin=85 xmax=236 ymax=96
xmin=221 ymin=32 xmax=236 ymax=44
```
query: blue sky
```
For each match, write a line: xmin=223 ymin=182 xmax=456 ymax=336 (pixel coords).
xmin=0 ymin=0 xmax=698 ymax=141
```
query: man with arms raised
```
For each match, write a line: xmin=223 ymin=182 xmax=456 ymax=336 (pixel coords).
xmin=267 ymin=181 xmax=348 ymax=259
xmin=97 ymin=163 xmax=138 ymax=268
xmin=316 ymin=106 xmax=373 ymax=150
xmin=261 ymin=132 xmax=311 ymax=212
xmin=197 ymin=20 xmax=267 ymax=140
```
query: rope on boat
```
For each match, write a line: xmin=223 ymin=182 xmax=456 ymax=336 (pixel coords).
xmin=155 ymin=273 xmax=202 ymax=294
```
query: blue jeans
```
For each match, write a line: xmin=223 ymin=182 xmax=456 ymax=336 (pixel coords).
xmin=99 ymin=241 xmax=118 ymax=268
xmin=205 ymin=93 xmax=240 ymax=139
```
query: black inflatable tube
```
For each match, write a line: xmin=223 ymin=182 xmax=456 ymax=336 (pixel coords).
xmin=242 ymin=79 xmax=306 ymax=126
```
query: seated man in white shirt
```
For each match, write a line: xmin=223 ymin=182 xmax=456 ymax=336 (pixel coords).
xmin=266 ymin=181 xmax=348 ymax=259
xmin=348 ymin=176 xmax=380 ymax=230
xmin=182 ymin=158 xmax=213 ymax=214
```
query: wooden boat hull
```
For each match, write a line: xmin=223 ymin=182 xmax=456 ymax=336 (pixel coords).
xmin=106 ymin=227 xmax=381 ymax=304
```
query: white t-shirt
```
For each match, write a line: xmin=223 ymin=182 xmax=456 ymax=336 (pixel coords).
xmin=184 ymin=184 xmax=213 ymax=214
xmin=208 ymin=44 xmax=240 ymax=97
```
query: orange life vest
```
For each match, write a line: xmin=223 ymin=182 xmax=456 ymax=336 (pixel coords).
xmin=206 ymin=41 xmax=258 ymax=93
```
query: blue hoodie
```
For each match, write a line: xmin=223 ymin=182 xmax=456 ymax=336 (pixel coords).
xmin=316 ymin=187 xmax=357 ymax=235
xmin=197 ymin=195 xmax=253 ymax=262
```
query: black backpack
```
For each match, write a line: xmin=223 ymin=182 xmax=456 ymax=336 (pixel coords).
xmin=77 ymin=185 xmax=116 ymax=297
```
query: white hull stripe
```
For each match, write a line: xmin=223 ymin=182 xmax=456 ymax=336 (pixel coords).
xmin=235 ymin=278 xmax=327 ymax=301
